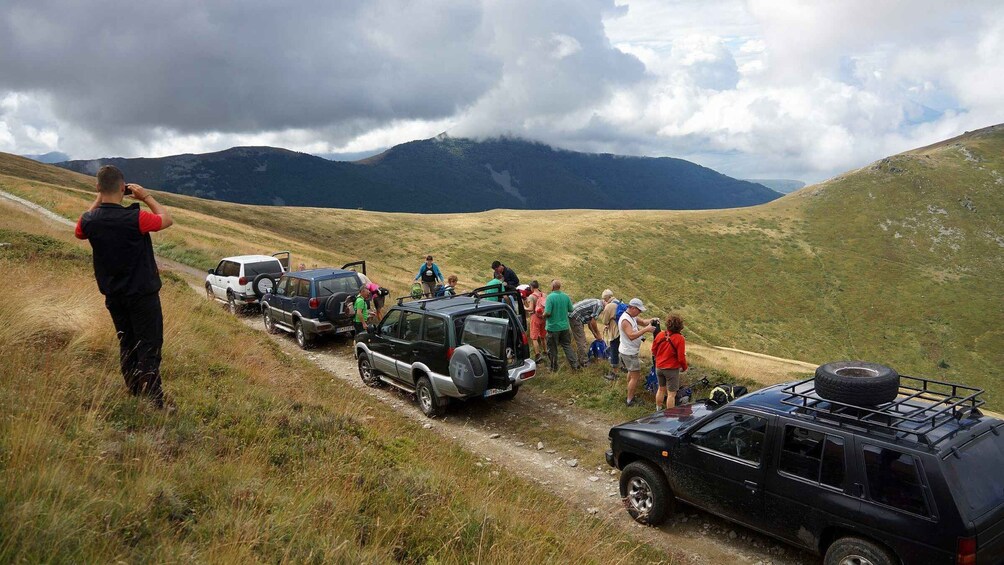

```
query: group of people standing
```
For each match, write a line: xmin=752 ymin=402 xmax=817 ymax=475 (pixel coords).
xmin=410 ymin=254 xmax=691 ymax=410
xmin=523 ymin=278 xmax=689 ymax=410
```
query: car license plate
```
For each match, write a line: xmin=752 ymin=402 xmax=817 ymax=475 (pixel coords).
xmin=484 ymin=385 xmax=513 ymax=398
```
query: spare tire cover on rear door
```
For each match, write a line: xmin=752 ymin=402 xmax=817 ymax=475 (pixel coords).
xmin=252 ymin=274 xmax=276 ymax=299
xmin=325 ymin=292 xmax=354 ymax=321
xmin=449 ymin=345 xmax=490 ymax=396
xmin=814 ymin=360 xmax=900 ymax=406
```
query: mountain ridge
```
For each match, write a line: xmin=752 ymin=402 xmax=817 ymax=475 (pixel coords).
xmin=54 ymin=136 xmax=780 ymax=213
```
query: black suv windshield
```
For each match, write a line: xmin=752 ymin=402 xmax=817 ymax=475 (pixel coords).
xmin=316 ymin=274 xmax=361 ymax=297
xmin=942 ymin=426 xmax=1004 ymax=520
xmin=245 ymin=260 xmax=283 ymax=278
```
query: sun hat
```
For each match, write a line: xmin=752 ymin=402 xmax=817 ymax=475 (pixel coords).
xmin=628 ymin=298 xmax=646 ymax=312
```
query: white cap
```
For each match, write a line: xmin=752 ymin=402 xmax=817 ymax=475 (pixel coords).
xmin=628 ymin=298 xmax=646 ymax=312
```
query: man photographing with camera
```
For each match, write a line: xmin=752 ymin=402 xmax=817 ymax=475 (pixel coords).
xmin=75 ymin=165 xmax=173 ymax=408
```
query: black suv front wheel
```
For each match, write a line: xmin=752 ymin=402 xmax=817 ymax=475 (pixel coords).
xmin=619 ymin=460 xmax=672 ymax=525
xmin=824 ymin=537 xmax=896 ymax=565
xmin=358 ymin=356 xmax=381 ymax=387
xmin=262 ymin=307 xmax=278 ymax=334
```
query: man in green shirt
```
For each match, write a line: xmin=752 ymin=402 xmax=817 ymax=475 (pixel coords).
xmin=543 ymin=279 xmax=578 ymax=371
xmin=484 ymin=271 xmax=505 ymax=302
xmin=353 ymin=286 xmax=371 ymax=334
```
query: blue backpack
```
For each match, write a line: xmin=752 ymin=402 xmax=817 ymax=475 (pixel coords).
xmin=587 ymin=339 xmax=608 ymax=362
xmin=614 ymin=300 xmax=629 ymax=322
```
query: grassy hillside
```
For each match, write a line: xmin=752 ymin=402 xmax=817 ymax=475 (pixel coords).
xmin=0 ymin=200 xmax=665 ymax=563
xmin=1 ymin=124 xmax=1001 ymax=408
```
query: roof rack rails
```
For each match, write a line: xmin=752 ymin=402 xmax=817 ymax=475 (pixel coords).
xmin=780 ymin=375 xmax=985 ymax=447
xmin=394 ymin=286 xmax=528 ymax=318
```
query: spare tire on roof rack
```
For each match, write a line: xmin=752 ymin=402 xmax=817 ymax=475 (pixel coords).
xmin=814 ymin=361 xmax=900 ymax=406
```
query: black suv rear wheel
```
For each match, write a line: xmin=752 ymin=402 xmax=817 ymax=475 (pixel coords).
xmin=824 ymin=536 xmax=896 ymax=565
xmin=295 ymin=320 xmax=313 ymax=350
xmin=416 ymin=376 xmax=444 ymax=417
xmin=619 ymin=460 xmax=673 ymax=525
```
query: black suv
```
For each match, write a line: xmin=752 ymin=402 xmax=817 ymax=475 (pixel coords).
xmin=354 ymin=287 xmax=536 ymax=417
xmin=606 ymin=361 xmax=1004 ymax=565
xmin=260 ymin=261 xmax=367 ymax=349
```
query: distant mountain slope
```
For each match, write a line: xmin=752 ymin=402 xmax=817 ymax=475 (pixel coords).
xmin=55 ymin=137 xmax=780 ymax=212
xmin=743 ymin=178 xmax=805 ymax=193
xmin=21 ymin=151 xmax=70 ymax=164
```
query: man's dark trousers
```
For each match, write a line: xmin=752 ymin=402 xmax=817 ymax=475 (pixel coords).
xmin=547 ymin=328 xmax=578 ymax=371
xmin=105 ymin=292 xmax=164 ymax=407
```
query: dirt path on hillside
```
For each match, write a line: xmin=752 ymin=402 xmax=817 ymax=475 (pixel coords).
xmin=237 ymin=314 xmax=811 ymax=565
xmin=4 ymin=187 xmax=814 ymax=564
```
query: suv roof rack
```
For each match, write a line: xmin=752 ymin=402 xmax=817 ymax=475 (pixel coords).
xmin=780 ymin=375 xmax=985 ymax=447
xmin=395 ymin=286 xmax=528 ymax=316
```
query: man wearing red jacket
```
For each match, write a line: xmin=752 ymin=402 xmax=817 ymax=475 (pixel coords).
xmin=651 ymin=314 xmax=688 ymax=410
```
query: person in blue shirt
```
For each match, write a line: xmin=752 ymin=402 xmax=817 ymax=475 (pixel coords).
xmin=414 ymin=255 xmax=444 ymax=297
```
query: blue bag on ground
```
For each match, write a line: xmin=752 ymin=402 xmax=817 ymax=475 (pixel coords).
xmin=587 ymin=339 xmax=608 ymax=363
xmin=644 ymin=363 xmax=658 ymax=393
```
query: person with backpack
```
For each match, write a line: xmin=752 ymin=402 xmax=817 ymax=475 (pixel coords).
xmin=569 ymin=295 xmax=612 ymax=364
xmin=618 ymin=298 xmax=657 ymax=406
xmin=651 ymin=313 xmax=688 ymax=410
xmin=524 ymin=280 xmax=548 ymax=363
xmin=414 ymin=255 xmax=443 ymax=297
xmin=599 ymin=289 xmax=626 ymax=380
xmin=363 ymin=281 xmax=389 ymax=322
xmin=543 ymin=279 xmax=578 ymax=371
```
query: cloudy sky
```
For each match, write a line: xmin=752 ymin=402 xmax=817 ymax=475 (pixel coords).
xmin=0 ymin=0 xmax=1001 ymax=182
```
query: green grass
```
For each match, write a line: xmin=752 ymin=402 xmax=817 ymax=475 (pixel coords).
xmin=0 ymin=124 xmax=1001 ymax=410
xmin=0 ymin=217 xmax=666 ymax=563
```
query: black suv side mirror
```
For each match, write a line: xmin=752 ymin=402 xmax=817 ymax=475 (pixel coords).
xmin=207 ymin=268 xmax=215 ymax=275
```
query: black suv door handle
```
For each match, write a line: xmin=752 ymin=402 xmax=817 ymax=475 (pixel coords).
xmin=744 ymin=480 xmax=758 ymax=493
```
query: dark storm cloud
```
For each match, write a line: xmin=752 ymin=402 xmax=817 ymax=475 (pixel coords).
xmin=0 ymin=0 xmax=502 ymax=137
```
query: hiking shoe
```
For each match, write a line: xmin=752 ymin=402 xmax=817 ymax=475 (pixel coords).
xmin=603 ymin=372 xmax=617 ymax=381
xmin=626 ymin=398 xmax=639 ymax=407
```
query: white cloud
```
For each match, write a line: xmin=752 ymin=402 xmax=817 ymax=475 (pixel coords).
xmin=0 ymin=0 xmax=1001 ymax=183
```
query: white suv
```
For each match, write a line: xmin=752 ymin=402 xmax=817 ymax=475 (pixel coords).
xmin=206 ymin=252 xmax=289 ymax=313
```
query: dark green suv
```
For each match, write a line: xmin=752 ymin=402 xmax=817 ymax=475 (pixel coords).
xmin=353 ymin=287 xmax=536 ymax=417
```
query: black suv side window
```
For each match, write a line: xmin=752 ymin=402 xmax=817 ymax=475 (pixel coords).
xmin=379 ymin=310 xmax=402 ymax=338
xmin=691 ymin=412 xmax=767 ymax=464
xmin=863 ymin=445 xmax=929 ymax=516
xmin=423 ymin=315 xmax=446 ymax=345
xmin=778 ymin=425 xmax=845 ymax=489
xmin=400 ymin=311 xmax=424 ymax=342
